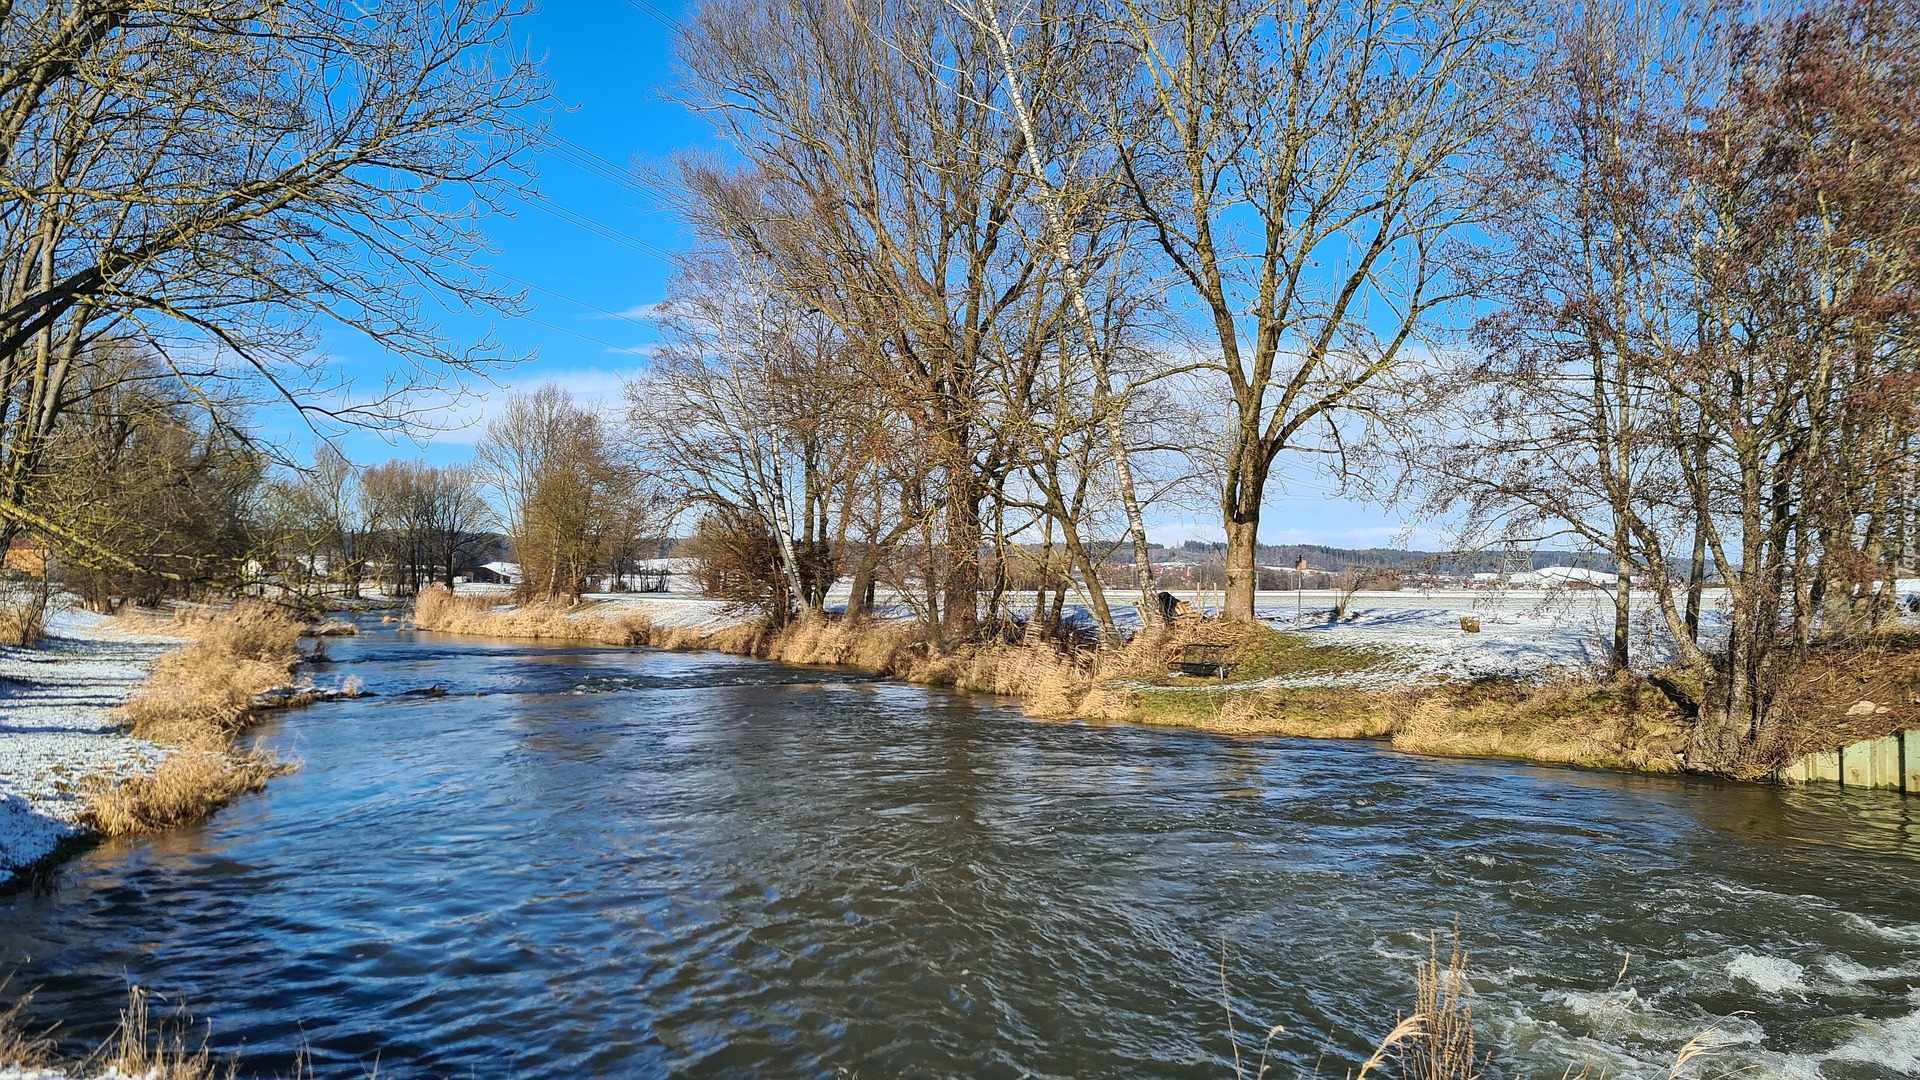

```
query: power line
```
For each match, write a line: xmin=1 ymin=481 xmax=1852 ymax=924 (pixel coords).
xmin=623 ymin=0 xmax=685 ymax=33
xmin=540 ymin=132 xmax=679 ymax=204
xmin=513 ymin=192 xmax=678 ymax=260
xmin=516 ymin=313 xmax=654 ymax=356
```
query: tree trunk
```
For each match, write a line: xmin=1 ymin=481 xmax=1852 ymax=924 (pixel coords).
xmin=941 ymin=484 xmax=983 ymax=641
xmin=1608 ymin=523 xmax=1631 ymax=672
xmin=847 ymin=553 xmax=877 ymax=618
xmin=1223 ymin=514 xmax=1261 ymax=623
xmin=1684 ymin=512 xmax=1707 ymax=644
xmin=972 ymin=0 xmax=1160 ymax=627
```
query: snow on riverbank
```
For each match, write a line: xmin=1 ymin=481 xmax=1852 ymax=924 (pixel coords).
xmin=449 ymin=579 xmax=1920 ymax=691
xmin=0 ymin=605 xmax=174 ymax=887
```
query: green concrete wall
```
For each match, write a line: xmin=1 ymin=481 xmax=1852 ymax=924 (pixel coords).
xmin=1780 ymin=730 xmax=1915 ymax=794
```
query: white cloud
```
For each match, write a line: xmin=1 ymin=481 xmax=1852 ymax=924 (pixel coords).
xmin=414 ymin=366 xmax=646 ymax=447
xmin=591 ymin=302 xmax=663 ymax=322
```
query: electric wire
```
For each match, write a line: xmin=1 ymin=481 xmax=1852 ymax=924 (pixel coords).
xmin=623 ymin=0 xmax=685 ymax=33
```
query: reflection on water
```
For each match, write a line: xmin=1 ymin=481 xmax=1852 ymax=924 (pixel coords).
xmin=3 ymin=622 xmax=1918 ymax=1078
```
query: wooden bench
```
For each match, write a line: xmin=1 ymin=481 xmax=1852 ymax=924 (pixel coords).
xmin=1175 ymin=643 xmax=1234 ymax=679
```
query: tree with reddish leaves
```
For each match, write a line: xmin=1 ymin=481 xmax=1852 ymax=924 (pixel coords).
xmin=1424 ymin=0 xmax=1920 ymax=776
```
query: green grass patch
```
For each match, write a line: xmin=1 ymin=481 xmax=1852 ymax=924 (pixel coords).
xmin=1129 ymin=684 xmax=1402 ymax=739
xmin=1140 ymin=623 xmax=1393 ymax=687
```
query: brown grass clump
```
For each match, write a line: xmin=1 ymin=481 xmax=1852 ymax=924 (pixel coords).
xmin=85 ymin=986 xmax=230 ymax=1080
xmin=416 ymin=586 xmax=912 ymax=675
xmin=0 ymin=981 xmax=55 ymax=1069
xmin=0 ymin=585 xmax=49 ymax=648
xmin=413 ymin=584 xmax=590 ymax=639
xmin=765 ymin=615 xmax=917 ymax=673
xmin=80 ymin=751 xmax=291 ymax=838
xmin=120 ymin=603 xmax=302 ymax=749
xmin=1391 ymin=672 xmax=1687 ymax=772
xmin=76 ymin=601 xmax=302 ymax=839
xmin=1400 ymin=930 xmax=1478 ymax=1080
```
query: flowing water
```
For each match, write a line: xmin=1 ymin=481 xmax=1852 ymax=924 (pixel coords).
xmin=3 ymin=622 xmax=1918 ymax=1079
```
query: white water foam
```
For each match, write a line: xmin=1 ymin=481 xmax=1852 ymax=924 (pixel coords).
xmin=1727 ymin=953 xmax=1809 ymax=996
xmin=1825 ymin=1003 xmax=1920 ymax=1074
xmin=1843 ymin=913 xmax=1920 ymax=946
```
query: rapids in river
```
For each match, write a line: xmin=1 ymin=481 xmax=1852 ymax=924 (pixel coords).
xmin=3 ymin=621 xmax=1917 ymax=1078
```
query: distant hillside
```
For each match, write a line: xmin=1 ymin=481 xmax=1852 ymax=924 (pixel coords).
xmin=1134 ymin=539 xmax=1621 ymax=575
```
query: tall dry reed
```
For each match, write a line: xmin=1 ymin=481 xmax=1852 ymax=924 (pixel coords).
xmin=86 ymin=986 xmax=229 ymax=1080
xmin=81 ymin=751 xmax=291 ymax=838
xmin=80 ymin=601 xmax=303 ymax=838
xmin=120 ymin=603 xmax=303 ymax=749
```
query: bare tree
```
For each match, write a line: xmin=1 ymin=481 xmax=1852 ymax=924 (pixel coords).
xmin=360 ymin=460 xmax=492 ymax=596
xmin=630 ymin=255 xmax=880 ymax=624
xmin=1420 ymin=0 xmax=1920 ymax=776
xmin=477 ymin=385 xmax=638 ymax=602
xmin=1107 ymin=0 xmax=1534 ymax=621
xmin=258 ymin=444 xmax=368 ymax=598
xmin=676 ymin=0 xmax=1063 ymax=642
xmin=0 ymin=0 xmax=543 ymax=564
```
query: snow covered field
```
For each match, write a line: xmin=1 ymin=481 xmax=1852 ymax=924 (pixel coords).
xmin=0 ymin=605 xmax=173 ymax=888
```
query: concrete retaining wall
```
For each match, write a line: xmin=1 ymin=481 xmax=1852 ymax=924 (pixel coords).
xmin=1778 ymin=730 xmax=1919 ymax=793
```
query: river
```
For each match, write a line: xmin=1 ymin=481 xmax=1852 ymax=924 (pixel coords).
xmin=2 ymin=621 xmax=1917 ymax=1078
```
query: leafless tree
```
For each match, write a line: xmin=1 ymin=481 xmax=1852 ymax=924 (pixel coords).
xmin=1105 ymin=0 xmax=1535 ymax=621
xmin=1419 ymin=0 xmax=1920 ymax=775
xmin=0 ymin=0 xmax=544 ymax=565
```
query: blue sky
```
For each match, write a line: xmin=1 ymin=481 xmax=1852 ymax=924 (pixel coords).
xmin=319 ymin=1 xmax=1432 ymax=549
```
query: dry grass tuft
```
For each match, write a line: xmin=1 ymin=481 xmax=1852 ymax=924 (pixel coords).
xmin=80 ymin=751 xmax=291 ymax=837
xmin=765 ymin=616 xmax=917 ymax=672
xmin=0 ymin=586 xmax=49 ymax=648
xmin=88 ymin=985 xmax=230 ymax=1080
xmin=416 ymin=586 xmax=912 ymax=676
xmin=0 ymin=981 xmax=55 ymax=1069
xmin=1399 ymin=929 xmax=1478 ymax=1080
xmin=412 ymin=584 xmax=589 ymax=640
xmin=121 ymin=603 xmax=303 ymax=750
xmin=1391 ymin=672 xmax=1687 ymax=772
xmin=76 ymin=601 xmax=303 ymax=839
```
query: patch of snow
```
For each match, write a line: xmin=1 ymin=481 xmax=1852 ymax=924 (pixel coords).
xmin=0 ymin=601 xmax=174 ymax=887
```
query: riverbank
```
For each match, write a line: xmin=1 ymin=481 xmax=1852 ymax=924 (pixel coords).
xmin=410 ymin=584 xmax=1920 ymax=782
xmin=409 ymin=587 xmax=1701 ymax=773
xmin=0 ymin=607 xmax=173 ymax=888
xmin=10 ymin=618 xmax=1911 ymax=1078
xmin=0 ymin=601 xmax=307 ymax=890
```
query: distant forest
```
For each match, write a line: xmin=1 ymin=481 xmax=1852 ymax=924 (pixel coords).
xmin=1139 ymin=540 xmax=1621 ymax=576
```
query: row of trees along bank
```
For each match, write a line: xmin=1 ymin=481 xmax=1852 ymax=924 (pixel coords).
xmin=634 ymin=0 xmax=1920 ymax=777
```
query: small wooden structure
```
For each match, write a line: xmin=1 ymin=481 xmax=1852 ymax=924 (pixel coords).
xmin=1176 ymin=642 xmax=1234 ymax=679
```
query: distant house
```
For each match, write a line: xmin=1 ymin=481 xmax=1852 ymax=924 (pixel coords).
xmin=4 ymin=536 xmax=47 ymax=577
xmin=472 ymin=561 xmax=522 ymax=586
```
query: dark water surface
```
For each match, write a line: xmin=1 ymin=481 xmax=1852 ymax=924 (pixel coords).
xmin=3 ymin=623 xmax=1919 ymax=1078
